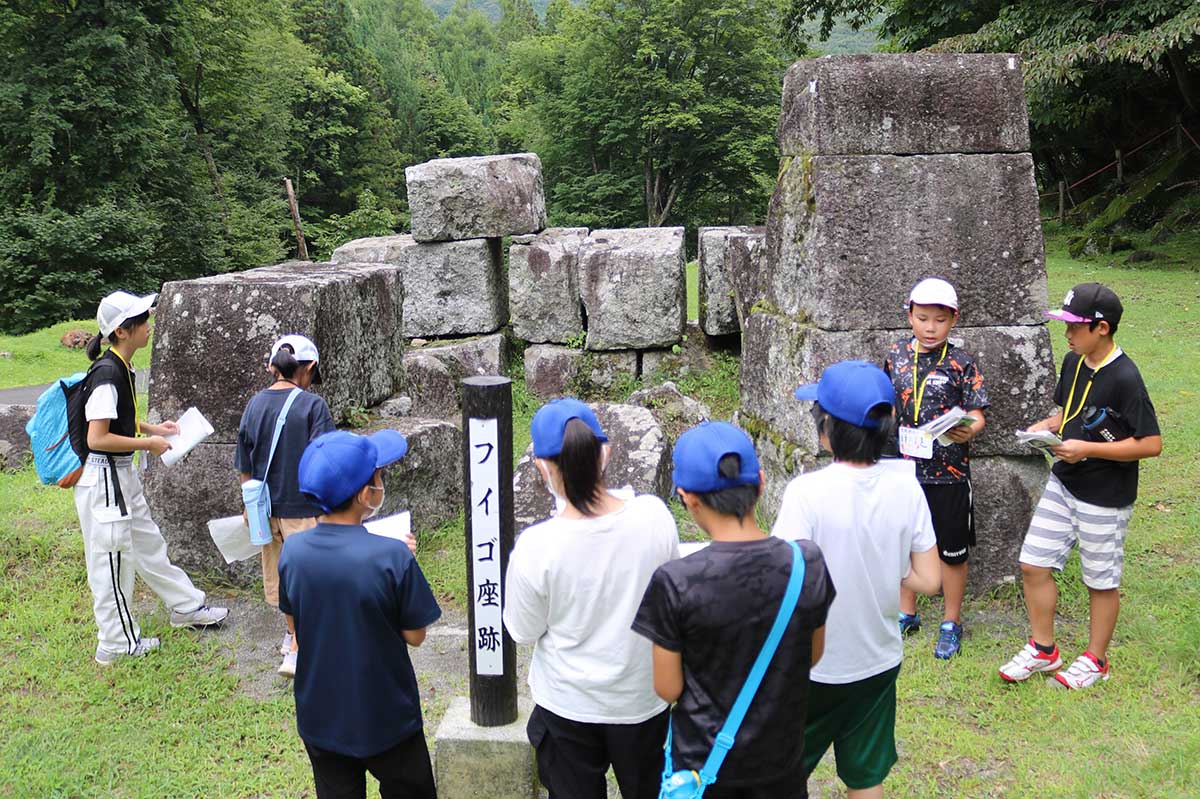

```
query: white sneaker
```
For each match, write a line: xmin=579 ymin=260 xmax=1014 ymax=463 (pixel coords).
xmin=278 ymin=649 xmax=298 ymax=679
xmin=95 ymin=637 xmax=160 ymax=666
xmin=169 ymin=604 xmax=229 ymax=628
xmin=279 ymin=632 xmax=294 ymax=656
xmin=1053 ymin=652 xmax=1110 ymax=690
xmin=999 ymin=639 xmax=1063 ymax=682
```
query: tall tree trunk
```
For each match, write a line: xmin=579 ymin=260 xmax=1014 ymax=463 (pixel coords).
xmin=177 ymin=66 xmax=232 ymax=236
xmin=1167 ymin=48 xmax=1197 ymax=114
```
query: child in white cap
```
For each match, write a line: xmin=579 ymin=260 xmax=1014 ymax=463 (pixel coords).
xmin=76 ymin=291 xmax=229 ymax=665
xmin=884 ymin=278 xmax=989 ymax=660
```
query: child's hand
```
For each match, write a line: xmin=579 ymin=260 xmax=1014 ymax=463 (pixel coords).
xmin=402 ymin=532 xmax=417 ymax=554
xmin=1026 ymin=419 xmax=1052 ymax=433
xmin=944 ymin=423 xmax=975 ymax=443
xmin=159 ymin=420 xmax=180 ymax=436
xmin=1050 ymin=439 xmax=1091 ymax=463
xmin=146 ymin=436 xmax=173 ymax=457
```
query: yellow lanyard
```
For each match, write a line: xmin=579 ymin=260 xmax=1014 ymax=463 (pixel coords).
xmin=911 ymin=339 xmax=949 ymax=424
xmin=1058 ymin=344 xmax=1119 ymax=436
xmin=110 ymin=348 xmax=141 ymax=437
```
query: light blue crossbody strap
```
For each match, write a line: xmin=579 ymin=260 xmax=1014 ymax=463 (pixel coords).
xmin=261 ymin=388 xmax=302 ymax=484
xmin=697 ymin=540 xmax=806 ymax=788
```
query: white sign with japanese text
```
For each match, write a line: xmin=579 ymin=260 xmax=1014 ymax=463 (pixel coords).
xmin=468 ymin=417 xmax=504 ymax=676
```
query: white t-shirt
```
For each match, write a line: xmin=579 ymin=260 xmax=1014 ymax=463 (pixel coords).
xmin=84 ymin=384 xmax=119 ymax=421
xmin=503 ymin=493 xmax=680 ymax=723
xmin=772 ymin=461 xmax=935 ymax=684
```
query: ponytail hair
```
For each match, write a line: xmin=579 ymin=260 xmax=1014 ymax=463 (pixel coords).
xmin=86 ymin=333 xmax=104 ymax=361
xmin=550 ymin=418 xmax=605 ymax=516
xmin=270 ymin=344 xmax=300 ymax=379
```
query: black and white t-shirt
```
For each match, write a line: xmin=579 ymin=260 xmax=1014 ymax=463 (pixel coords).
xmin=632 ymin=537 xmax=834 ymax=786
xmin=1052 ymin=350 xmax=1159 ymax=508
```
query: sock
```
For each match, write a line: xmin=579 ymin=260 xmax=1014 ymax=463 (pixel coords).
xmin=1033 ymin=640 xmax=1055 ymax=655
xmin=1091 ymin=654 xmax=1106 ymax=668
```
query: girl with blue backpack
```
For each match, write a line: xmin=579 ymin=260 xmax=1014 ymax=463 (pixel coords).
xmin=75 ymin=291 xmax=229 ymax=666
xmin=235 ymin=334 xmax=335 ymax=678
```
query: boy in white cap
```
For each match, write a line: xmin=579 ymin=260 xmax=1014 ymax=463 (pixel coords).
xmin=884 ymin=277 xmax=989 ymax=660
xmin=75 ymin=291 xmax=229 ymax=665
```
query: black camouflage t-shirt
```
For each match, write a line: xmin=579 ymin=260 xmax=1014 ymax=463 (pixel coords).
xmin=632 ymin=537 xmax=835 ymax=787
xmin=884 ymin=337 xmax=989 ymax=484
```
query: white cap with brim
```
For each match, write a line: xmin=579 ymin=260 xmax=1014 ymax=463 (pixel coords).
xmin=271 ymin=334 xmax=320 ymax=364
xmin=97 ymin=291 xmax=157 ymax=338
xmin=907 ymin=278 xmax=959 ymax=311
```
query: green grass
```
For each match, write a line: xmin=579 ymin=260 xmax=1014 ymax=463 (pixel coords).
xmin=686 ymin=260 xmax=700 ymax=321
xmin=0 ymin=320 xmax=156 ymax=390
xmin=2 ymin=228 xmax=1198 ymax=796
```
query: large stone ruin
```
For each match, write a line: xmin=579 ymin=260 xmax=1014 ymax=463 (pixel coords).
xmin=740 ymin=53 xmax=1056 ymax=590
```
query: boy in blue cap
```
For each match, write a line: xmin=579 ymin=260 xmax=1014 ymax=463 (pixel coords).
xmin=773 ymin=361 xmax=940 ymax=799
xmin=633 ymin=421 xmax=835 ymax=797
xmin=280 ymin=430 xmax=441 ymax=799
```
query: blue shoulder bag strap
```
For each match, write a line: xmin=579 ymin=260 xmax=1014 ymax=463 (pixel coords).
xmin=697 ymin=539 xmax=806 ymax=791
xmin=260 ymin=388 xmax=302 ymax=486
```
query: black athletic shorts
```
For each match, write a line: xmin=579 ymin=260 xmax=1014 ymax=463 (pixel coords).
xmin=921 ymin=482 xmax=975 ymax=565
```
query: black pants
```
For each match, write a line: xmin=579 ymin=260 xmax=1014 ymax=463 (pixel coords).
xmin=527 ymin=705 xmax=669 ymax=799
xmin=304 ymin=733 xmax=436 ymax=799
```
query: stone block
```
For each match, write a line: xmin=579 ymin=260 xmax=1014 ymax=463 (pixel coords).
xmin=763 ymin=153 xmax=1047 ymax=330
xmin=778 ymin=54 xmax=1031 ymax=156
xmin=403 ymin=352 xmax=461 ymax=420
xmin=627 ymin=382 xmax=711 ymax=442
xmin=330 ymin=234 xmax=415 ymax=265
xmin=149 ymin=261 xmax=405 ymax=441
xmin=523 ymin=345 xmax=636 ymax=400
xmin=641 ymin=322 xmax=728 ymax=382
xmin=365 ymin=417 xmax=463 ymax=532
xmin=727 ymin=232 xmax=766 ymax=331
xmin=434 ymin=697 xmax=538 ymax=799
xmin=143 ymin=442 xmax=256 ymax=585
xmin=406 ymin=153 xmax=547 ymax=242
xmin=698 ymin=226 xmax=763 ymax=335
xmin=422 ymin=333 xmax=509 ymax=379
xmin=0 ymin=404 xmax=34 ymax=471
xmin=509 ymin=228 xmax=588 ymax=344
xmin=740 ymin=314 xmax=1058 ymax=457
xmin=513 ymin=403 xmax=670 ymax=530
xmin=968 ymin=456 xmax=1049 ymax=590
xmin=578 ymin=228 xmax=686 ymax=350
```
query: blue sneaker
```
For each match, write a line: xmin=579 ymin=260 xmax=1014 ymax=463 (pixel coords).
xmin=934 ymin=621 xmax=963 ymax=659
xmin=898 ymin=613 xmax=921 ymax=636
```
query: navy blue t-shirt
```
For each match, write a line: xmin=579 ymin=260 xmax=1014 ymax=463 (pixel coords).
xmin=278 ymin=523 xmax=442 ymax=757
xmin=235 ymin=388 xmax=336 ymax=518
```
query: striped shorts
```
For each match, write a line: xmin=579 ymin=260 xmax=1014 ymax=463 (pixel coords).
xmin=1019 ymin=473 xmax=1133 ymax=590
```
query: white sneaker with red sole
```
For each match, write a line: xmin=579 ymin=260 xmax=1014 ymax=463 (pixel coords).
xmin=999 ymin=639 xmax=1063 ymax=682
xmin=1053 ymin=652 xmax=1110 ymax=690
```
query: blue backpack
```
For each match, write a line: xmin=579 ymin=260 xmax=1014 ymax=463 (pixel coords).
xmin=26 ymin=372 xmax=89 ymax=487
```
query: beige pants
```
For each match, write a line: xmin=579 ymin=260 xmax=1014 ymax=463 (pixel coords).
xmin=261 ymin=517 xmax=318 ymax=607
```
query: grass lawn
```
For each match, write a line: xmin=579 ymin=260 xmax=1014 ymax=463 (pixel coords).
xmin=1 ymin=229 xmax=1198 ymax=797
xmin=0 ymin=320 xmax=156 ymax=390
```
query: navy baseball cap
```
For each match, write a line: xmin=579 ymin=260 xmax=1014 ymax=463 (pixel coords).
xmin=794 ymin=360 xmax=896 ymax=429
xmin=298 ymin=430 xmax=409 ymax=512
xmin=672 ymin=421 xmax=761 ymax=493
xmin=531 ymin=398 xmax=608 ymax=458
xmin=1046 ymin=282 xmax=1123 ymax=326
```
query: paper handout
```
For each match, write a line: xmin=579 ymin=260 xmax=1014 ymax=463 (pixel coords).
xmin=1015 ymin=429 xmax=1062 ymax=456
xmin=207 ymin=515 xmax=262 ymax=563
xmin=365 ymin=511 xmax=414 ymax=546
xmin=161 ymin=407 xmax=214 ymax=467
xmin=918 ymin=406 xmax=978 ymax=446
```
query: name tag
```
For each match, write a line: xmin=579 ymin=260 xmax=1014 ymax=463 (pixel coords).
xmin=899 ymin=426 xmax=934 ymax=459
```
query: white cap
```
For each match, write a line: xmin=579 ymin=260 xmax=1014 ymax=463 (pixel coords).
xmin=908 ymin=278 xmax=958 ymax=311
xmin=97 ymin=291 xmax=157 ymax=337
xmin=270 ymin=334 xmax=320 ymax=363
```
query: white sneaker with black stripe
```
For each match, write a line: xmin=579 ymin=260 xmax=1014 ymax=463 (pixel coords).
xmin=169 ymin=604 xmax=229 ymax=628
xmin=95 ymin=637 xmax=160 ymax=666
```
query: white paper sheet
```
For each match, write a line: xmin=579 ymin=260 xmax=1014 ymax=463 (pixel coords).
xmin=365 ymin=511 xmax=414 ymax=547
xmin=1015 ymin=429 xmax=1062 ymax=456
xmin=161 ymin=407 xmax=214 ymax=467
xmin=207 ymin=515 xmax=262 ymax=563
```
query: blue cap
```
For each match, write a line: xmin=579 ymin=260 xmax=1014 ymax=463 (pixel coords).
xmin=298 ymin=430 xmax=409 ymax=512
xmin=672 ymin=421 xmax=761 ymax=493
xmin=793 ymin=360 xmax=895 ymax=429
xmin=531 ymin=398 xmax=608 ymax=458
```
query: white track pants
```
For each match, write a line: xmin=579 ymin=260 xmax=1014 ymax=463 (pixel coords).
xmin=74 ymin=456 xmax=205 ymax=654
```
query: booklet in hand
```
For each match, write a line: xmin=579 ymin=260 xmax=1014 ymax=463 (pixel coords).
xmin=1015 ymin=429 xmax=1062 ymax=456
xmin=918 ymin=406 xmax=977 ymax=446
xmin=161 ymin=407 xmax=214 ymax=467
xmin=365 ymin=511 xmax=414 ymax=546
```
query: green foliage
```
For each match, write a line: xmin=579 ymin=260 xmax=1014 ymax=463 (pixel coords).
xmin=307 ymin=190 xmax=399 ymax=258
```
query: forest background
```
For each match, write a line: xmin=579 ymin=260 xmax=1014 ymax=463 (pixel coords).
xmin=1 ymin=0 xmax=1196 ymax=334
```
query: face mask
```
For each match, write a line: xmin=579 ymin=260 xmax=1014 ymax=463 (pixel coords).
xmin=363 ymin=484 xmax=386 ymax=520
xmin=536 ymin=460 xmax=567 ymax=514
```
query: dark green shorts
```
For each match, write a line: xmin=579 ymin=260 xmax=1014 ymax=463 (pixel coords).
xmin=802 ymin=665 xmax=900 ymax=789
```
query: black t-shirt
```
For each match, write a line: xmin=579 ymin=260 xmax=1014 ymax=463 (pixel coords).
xmin=235 ymin=388 xmax=336 ymax=518
xmin=1052 ymin=351 xmax=1159 ymax=507
xmin=632 ymin=537 xmax=835 ymax=786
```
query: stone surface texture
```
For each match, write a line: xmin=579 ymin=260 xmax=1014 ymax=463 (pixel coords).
xmin=149 ymin=260 xmax=404 ymax=441
xmin=434 ymin=697 xmax=538 ymax=799
xmin=513 ymin=403 xmax=670 ymax=530
xmin=967 ymin=456 xmax=1049 ymax=589
xmin=627 ymin=382 xmax=711 ymax=442
xmin=726 ymin=232 xmax=766 ymax=331
xmin=422 ymin=333 xmax=509 ymax=380
xmin=406 ymin=153 xmax=547 ymax=242
xmin=698 ymin=226 xmax=764 ymax=336
xmin=365 ymin=417 xmax=463 ymax=531
xmin=0 ymin=404 xmax=34 ymax=470
xmin=402 ymin=334 xmax=509 ymax=419
xmin=578 ymin=227 xmax=686 ymax=350
xmin=641 ymin=322 xmax=729 ymax=382
xmin=762 ymin=153 xmax=1047 ymax=330
xmin=509 ymin=228 xmax=589 ymax=343
xmin=778 ymin=54 xmax=1031 ymax=156
xmin=522 ymin=345 xmax=637 ymax=400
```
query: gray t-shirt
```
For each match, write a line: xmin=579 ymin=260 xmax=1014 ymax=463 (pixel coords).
xmin=236 ymin=388 xmax=336 ymax=518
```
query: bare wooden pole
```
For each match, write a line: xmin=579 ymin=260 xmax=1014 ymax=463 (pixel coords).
xmin=1115 ymin=149 xmax=1123 ymax=185
xmin=284 ymin=177 xmax=309 ymax=261
xmin=1058 ymin=181 xmax=1066 ymax=224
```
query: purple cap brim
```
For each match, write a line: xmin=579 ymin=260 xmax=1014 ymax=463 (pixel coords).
xmin=1045 ymin=309 xmax=1092 ymax=323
